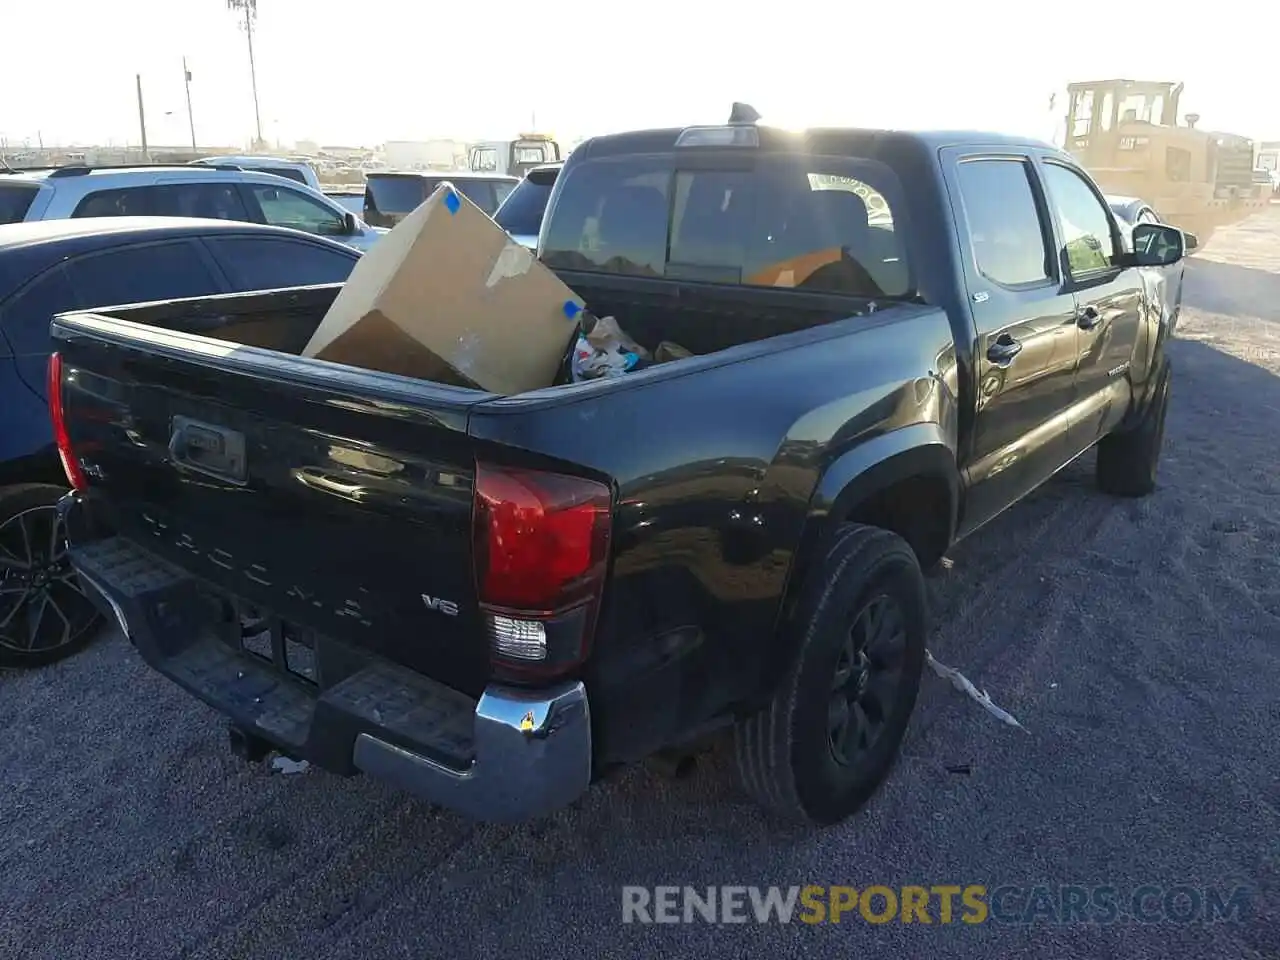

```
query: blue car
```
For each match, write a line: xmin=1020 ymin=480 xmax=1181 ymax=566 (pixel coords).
xmin=0 ymin=216 xmax=361 ymax=667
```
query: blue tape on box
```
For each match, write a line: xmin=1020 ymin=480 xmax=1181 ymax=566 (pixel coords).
xmin=443 ymin=189 xmax=460 ymax=215
xmin=563 ymin=300 xmax=583 ymax=319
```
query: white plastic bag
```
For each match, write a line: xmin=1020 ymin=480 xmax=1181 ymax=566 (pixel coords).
xmin=570 ymin=315 xmax=650 ymax=381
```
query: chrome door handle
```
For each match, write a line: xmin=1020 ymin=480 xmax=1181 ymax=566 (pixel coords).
xmin=986 ymin=335 xmax=1023 ymax=367
xmin=1077 ymin=305 xmax=1102 ymax=330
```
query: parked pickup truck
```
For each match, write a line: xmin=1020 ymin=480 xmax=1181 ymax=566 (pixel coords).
xmin=50 ymin=115 xmax=1186 ymax=826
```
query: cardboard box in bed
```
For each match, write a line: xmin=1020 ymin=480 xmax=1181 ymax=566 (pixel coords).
xmin=301 ymin=183 xmax=584 ymax=395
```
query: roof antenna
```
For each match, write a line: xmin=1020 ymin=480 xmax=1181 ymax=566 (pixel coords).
xmin=729 ymin=102 xmax=761 ymax=124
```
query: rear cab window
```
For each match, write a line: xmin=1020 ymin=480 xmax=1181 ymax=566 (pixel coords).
xmin=491 ymin=180 xmax=516 ymax=210
xmin=494 ymin=168 xmax=559 ymax=237
xmin=540 ymin=152 xmax=913 ymax=299
xmin=0 ymin=181 xmax=41 ymax=224
xmin=365 ymin=175 xmax=437 ymax=224
xmin=365 ymin=175 xmax=508 ymax=222
xmin=453 ymin=180 xmax=497 ymax=214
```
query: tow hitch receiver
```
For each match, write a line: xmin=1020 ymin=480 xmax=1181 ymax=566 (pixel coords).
xmin=228 ymin=723 xmax=273 ymax=763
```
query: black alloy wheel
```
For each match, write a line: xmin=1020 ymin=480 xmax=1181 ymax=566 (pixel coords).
xmin=827 ymin=593 xmax=907 ymax=767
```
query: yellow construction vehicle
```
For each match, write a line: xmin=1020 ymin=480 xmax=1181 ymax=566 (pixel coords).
xmin=1063 ymin=79 xmax=1267 ymax=245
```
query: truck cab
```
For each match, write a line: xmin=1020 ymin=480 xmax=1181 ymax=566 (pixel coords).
xmin=468 ymin=135 xmax=562 ymax=179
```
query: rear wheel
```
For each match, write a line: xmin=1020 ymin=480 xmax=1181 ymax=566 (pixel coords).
xmin=1097 ymin=360 xmax=1171 ymax=498
xmin=0 ymin=484 xmax=104 ymax=668
xmin=734 ymin=524 xmax=927 ymax=825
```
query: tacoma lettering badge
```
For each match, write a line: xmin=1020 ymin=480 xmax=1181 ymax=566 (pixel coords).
xmin=137 ymin=511 xmax=374 ymax=627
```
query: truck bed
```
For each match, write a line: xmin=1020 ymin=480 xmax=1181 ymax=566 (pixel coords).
xmin=80 ymin=276 xmax=884 ymax=366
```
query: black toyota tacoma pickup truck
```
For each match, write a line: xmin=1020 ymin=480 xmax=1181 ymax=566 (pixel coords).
xmin=49 ymin=116 xmax=1186 ymax=826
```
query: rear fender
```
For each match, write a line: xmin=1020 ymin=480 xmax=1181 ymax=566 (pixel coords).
xmin=0 ymin=445 xmax=62 ymax=488
xmin=755 ymin=424 xmax=959 ymax=702
xmin=0 ymin=362 xmax=59 ymax=484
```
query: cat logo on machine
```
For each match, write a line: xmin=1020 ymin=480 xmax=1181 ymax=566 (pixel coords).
xmin=422 ymin=594 xmax=460 ymax=617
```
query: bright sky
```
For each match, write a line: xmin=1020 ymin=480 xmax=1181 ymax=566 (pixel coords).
xmin=2 ymin=0 xmax=1272 ymax=150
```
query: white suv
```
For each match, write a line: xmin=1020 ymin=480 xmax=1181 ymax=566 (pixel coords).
xmin=0 ymin=164 xmax=385 ymax=253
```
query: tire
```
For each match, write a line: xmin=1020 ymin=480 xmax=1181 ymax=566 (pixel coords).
xmin=0 ymin=484 xmax=104 ymax=669
xmin=1096 ymin=359 xmax=1171 ymax=498
xmin=734 ymin=523 xmax=927 ymax=825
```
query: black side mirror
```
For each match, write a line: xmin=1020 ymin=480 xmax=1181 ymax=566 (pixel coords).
xmin=1128 ymin=223 xmax=1185 ymax=267
xmin=342 ymin=212 xmax=358 ymax=235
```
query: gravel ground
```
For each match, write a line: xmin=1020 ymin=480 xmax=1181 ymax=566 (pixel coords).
xmin=3 ymin=211 xmax=1280 ymax=960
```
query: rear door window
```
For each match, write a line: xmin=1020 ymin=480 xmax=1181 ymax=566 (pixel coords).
xmin=151 ymin=182 xmax=251 ymax=221
xmin=541 ymin=154 xmax=911 ymax=297
xmin=0 ymin=182 xmax=39 ymax=224
xmin=205 ymin=236 xmax=359 ymax=290
xmin=72 ymin=188 xmax=153 ymax=218
xmin=66 ymin=240 xmax=223 ymax=309
xmin=954 ymin=159 xmax=1052 ymax=287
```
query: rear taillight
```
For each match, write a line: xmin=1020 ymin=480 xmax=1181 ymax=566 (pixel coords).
xmin=473 ymin=462 xmax=611 ymax=682
xmin=47 ymin=352 xmax=88 ymax=492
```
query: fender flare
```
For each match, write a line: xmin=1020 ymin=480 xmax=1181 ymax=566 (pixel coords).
xmin=811 ymin=425 xmax=960 ymax=541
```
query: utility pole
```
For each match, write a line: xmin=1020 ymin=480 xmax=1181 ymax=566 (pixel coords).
xmin=136 ymin=73 xmax=149 ymax=162
xmin=183 ymin=57 xmax=197 ymax=151
xmin=228 ymin=1 xmax=264 ymax=149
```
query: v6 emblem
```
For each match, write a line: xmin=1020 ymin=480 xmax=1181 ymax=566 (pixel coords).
xmin=422 ymin=594 xmax=459 ymax=617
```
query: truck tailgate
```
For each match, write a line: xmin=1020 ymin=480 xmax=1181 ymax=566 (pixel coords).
xmin=53 ymin=317 xmax=493 ymax=697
